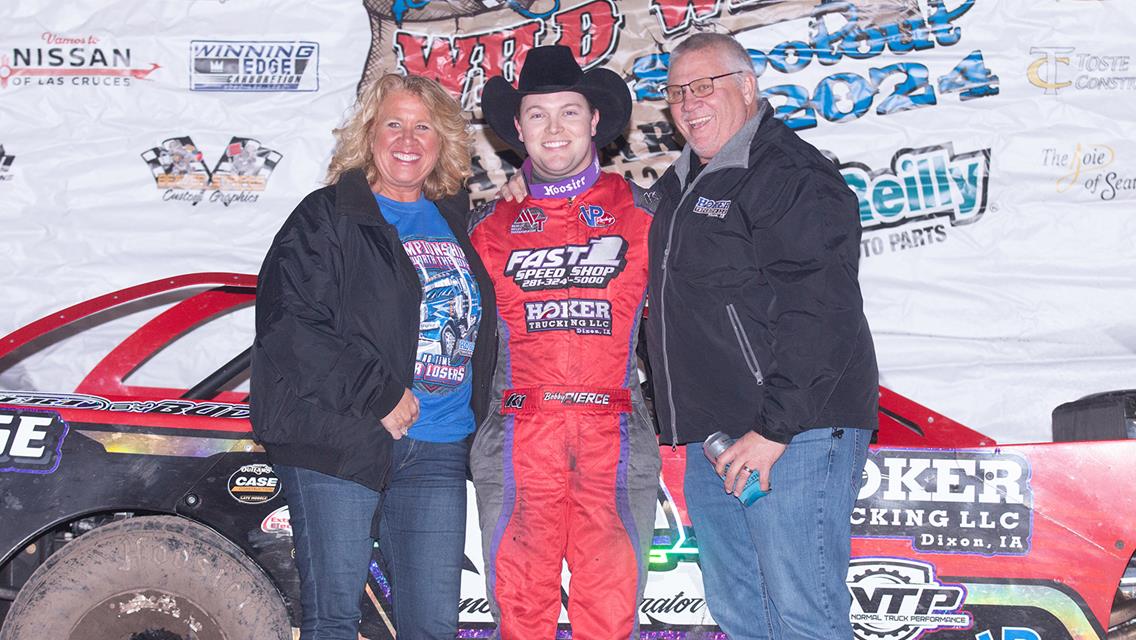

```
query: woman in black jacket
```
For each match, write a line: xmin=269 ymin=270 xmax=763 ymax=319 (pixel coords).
xmin=250 ymin=73 xmax=496 ymax=640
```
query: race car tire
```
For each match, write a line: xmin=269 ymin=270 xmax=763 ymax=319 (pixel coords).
xmin=0 ymin=515 xmax=290 ymax=640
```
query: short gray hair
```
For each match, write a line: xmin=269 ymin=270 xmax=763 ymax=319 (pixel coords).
xmin=670 ymin=33 xmax=755 ymax=77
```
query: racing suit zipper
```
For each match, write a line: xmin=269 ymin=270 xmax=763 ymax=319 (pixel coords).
xmin=725 ymin=303 xmax=764 ymax=386
xmin=658 ymin=170 xmax=707 ymax=449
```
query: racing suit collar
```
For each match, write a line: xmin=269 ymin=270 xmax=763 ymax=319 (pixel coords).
xmin=674 ymin=99 xmax=771 ymax=187
xmin=522 ymin=144 xmax=602 ymax=200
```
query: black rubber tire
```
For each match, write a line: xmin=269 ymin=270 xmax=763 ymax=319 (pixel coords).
xmin=0 ymin=515 xmax=290 ymax=640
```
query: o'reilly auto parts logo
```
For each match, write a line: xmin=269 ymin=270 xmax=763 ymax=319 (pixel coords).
xmin=228 ymin=463 xmax=281 ymax=504
xmin=525 ymin=298 xmax=613 ymax=335
xmin=848 ymin=558 xmax=970 ymax=640
xmin=852 ymin=449 xmax=1033 ymax=555
xmin=140 ymin=136 xmax=282 ymax=206
xmin=504 ymin=236 xmax=628 ymax=291
xmin=0 ymin=409 xmax=69 ymax=474
xmin=190 ymin=40 xmax=319 ymax=92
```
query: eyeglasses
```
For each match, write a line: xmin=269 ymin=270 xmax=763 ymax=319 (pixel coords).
xmin=661 ymin=71 xmax=744 ymax=104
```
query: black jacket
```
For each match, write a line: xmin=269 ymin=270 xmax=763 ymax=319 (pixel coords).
xmin=250 ymin=168 xmax=497 ymax=490
xmin=645 ymin=105 xmax=878 ymax=446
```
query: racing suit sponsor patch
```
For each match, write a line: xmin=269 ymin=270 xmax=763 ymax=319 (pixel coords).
xmin=499 ymin=387 xmax=631 ymax=413
xmin=510 ymin=207 xmax=547 ymax=234
xmin=504 ymin=235 xmax=628 ymax=291
xmin=524 ymin=298 xmax=613 ymax=335
xmin=578 ymin=204 xmax=615 ymax=228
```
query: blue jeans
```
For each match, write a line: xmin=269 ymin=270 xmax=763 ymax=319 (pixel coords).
xmin=685 ymin=427 xmax=871 ymax=640
xmin=277 ymin=436 xmax=469 ymax=640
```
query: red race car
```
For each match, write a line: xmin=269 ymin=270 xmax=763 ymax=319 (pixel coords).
xmin=0 ymin=274 xmax=1133 ymax=640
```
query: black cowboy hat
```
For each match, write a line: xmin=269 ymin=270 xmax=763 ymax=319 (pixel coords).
xmin=481 ymin=45 xmax=631 ymax=151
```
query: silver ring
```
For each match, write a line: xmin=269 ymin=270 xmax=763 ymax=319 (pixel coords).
xmin=742 ymin=464 xmax=754 ymax=474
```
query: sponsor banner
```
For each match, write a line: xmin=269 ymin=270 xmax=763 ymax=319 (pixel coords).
xmin=190 ymin=40 xmax=319 ymax=92
xmin=853 ymin=449 xmax=1033 ymax=555
xmin=228 ymin=463 xmax=281 ymax=504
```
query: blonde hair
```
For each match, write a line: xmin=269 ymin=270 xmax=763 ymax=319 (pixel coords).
xmin=326 ymin=73 xmax=473 ymax=200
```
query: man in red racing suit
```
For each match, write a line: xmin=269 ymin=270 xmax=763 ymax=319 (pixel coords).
xmin=470 ymin=46 xmax=661 ymax=639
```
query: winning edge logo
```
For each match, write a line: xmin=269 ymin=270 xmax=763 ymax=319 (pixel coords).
xmin=847 ymin=558 xmax=971 ymax=640
xmin=190 ymin=40 xmax=319 ymax=92
xmin=141 ymin=136 xmax=282 ymax=206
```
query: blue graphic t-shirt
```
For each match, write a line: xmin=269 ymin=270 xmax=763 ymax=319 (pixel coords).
xmin=377 ymin=193 xmax=481 ymax=442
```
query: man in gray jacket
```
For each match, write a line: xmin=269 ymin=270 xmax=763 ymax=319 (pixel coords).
xmin=644 ymin=33 xmax=879 ymax=639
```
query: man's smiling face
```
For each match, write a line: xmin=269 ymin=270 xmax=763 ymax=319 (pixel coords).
xmin=515 ymin=91 xmax=599 ymax=180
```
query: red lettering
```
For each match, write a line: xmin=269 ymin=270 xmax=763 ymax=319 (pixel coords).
xmin=395 ymin=21 xmax=542 ymax=106
xmin=648 ymin=0 xmax=721 ymax=36
xmin=553 ymin=0 xmax=621 ymax=68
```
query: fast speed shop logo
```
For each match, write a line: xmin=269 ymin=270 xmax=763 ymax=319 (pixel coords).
xmin=504 ymin=236 xmax=628 ymax=291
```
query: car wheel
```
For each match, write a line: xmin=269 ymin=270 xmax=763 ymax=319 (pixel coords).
xmin=0 ymin=515 xmax=290 ymax=640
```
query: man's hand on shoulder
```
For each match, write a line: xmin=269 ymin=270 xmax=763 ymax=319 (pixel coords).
xmin=496 ymin=172 xmax=528 ymax=202
xmin=716 ymin=430 xmax=786 ymax=495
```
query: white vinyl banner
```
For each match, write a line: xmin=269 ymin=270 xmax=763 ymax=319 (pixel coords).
xmin=3 ymin=0 xmax=1136 ymax=636
xmin=4 ymin=1 xmax=1135 ymax=440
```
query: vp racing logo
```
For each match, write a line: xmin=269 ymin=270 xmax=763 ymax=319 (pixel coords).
xmin=847 ymin=558 xmax=970 ymax=640
xmin=505 ymin=236 xmax=627 ymax=291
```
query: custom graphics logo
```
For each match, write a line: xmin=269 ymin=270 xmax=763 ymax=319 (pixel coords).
xmin=260 ymin=506 xmax=292 ymax=535
xmin=1028 ymin=47 xmax=1135 ymax=95
xmin=228 ymin=463 xmax=281 ymax=504
xmin=0 ymin=145 xmax=13 ymax=182
xmin=525 ymin=299 xmax=613 ymax=335
xmin=578 ymin=204 xmax=615 ymax=228
xmin=504 ymin=236 xmax=628 ymax=291
xmin=0 ymin=32 xmax=159 ymax=89
xmin=190 ymin=40 xmax=319 ymax=92
xmin=838 ymin=143 xmax=990 ymax=258
xmin=692 ymin=197 xmax=730 ymax=219
xmin=847 ymin=558 xmax=971 ymax=640
xmin=0 ymin=409 xmax=69 ymax=474
xmin=853 ymin=449 xmax=1033 ymax=555
xmin=510 ymin=207 xmax=547 ymax=234
xmin=1043 ymin=143 xmax=1135 ymax=201
xmin=141 ymin=136 xmax=282 ymax=206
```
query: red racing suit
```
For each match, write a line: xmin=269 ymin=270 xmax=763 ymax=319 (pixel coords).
xmin=469 ymin=171 xmax=661 ymax=639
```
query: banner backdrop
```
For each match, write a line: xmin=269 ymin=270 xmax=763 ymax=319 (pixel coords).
xmin=2 ymin=1 xmax=1135 ymax=454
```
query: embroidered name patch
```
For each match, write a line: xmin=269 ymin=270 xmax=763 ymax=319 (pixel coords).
xmin=692 ymin=197 xmax=731 ymax=219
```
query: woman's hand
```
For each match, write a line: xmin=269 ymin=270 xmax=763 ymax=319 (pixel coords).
xmin=496 ymin=172 xmax=528 ymax=202
xmin=380 ymin=388 xmax=420 ymax=439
